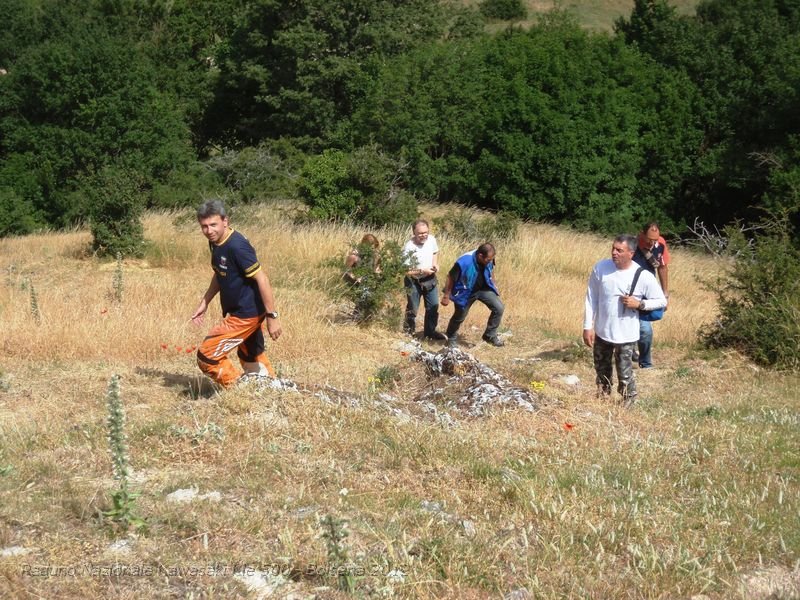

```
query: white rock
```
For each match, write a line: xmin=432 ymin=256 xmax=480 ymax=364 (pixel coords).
xmin=560 ymin=375 xmax=580 ymax=386
xmin=386 ymin=568 xmax=406 ymax=583
xmin=166 ymin=488 xmax=222 ymax=504
xmin=0 ymin=546 xmax=31 ymax=557
xmin=107 ymin=539 xmax=133 ymax=555
xmin=234 ymin=570 xmax=290 ymax=599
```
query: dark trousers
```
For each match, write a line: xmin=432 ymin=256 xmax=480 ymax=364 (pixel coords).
xmin=404 ymin=276 xmax=440 ymax=337
xmin=593 ymin=336 xmax=637 ymax=404
xmin=445 ymin=290 xmax=504 ymax=339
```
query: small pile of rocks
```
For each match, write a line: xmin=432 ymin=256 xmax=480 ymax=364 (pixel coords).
xmin=412 ymin=347 xmax=539 ymax=417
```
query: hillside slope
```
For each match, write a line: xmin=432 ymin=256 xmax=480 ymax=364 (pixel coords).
xmin=0 ymin=206 xmax=797 ymax=598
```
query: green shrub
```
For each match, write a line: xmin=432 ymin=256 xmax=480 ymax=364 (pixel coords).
xmin=336 ymin=239 xmax=410 ymax=326
xmin=206 ymin=141 xmax=302 ymax=203
xmin=298 ymin=145 xmax=418 ymax=227
xmin=150 ymin=162 xmax=225 ymax=210
xmin=0 ymin=185 xmax=42 ymax=237
xmin=479 ymin=0 xmax=526 ymax=21
xmin=701 ymin=217 xmax=800 ymax=370
xmin=84 ymin=166 xmax=146 ymax=258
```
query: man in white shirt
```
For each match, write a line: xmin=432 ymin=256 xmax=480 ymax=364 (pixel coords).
xmin=583 ymin=234 xmax=667 ymax=407
xmin=403 ymin=219 xmax=447 ymax=341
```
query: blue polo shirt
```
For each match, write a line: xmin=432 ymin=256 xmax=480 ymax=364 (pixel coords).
xmin=210 ymin=229 xmax=265 ymax=318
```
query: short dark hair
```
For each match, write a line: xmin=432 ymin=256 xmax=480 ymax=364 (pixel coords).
xmin=412 ymin=219 xmax=429 ymax=232
xmin=477 ymin=243 xmax=495 ymax=257
xmin=614 ymin=234 xmax=637 ymax=253
xmin=642 ymin=221 xmax=660 ymax=233
xmin=197 ymin=199 xmax=227 ymax=221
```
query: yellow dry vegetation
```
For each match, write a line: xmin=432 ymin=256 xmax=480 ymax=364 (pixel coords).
xmin=0 ymin=204 xmax=797 ymax=599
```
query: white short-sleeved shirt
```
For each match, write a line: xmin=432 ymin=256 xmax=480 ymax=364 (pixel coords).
xmin=583 ymin=259 xmax=667 ymax=344
xmin=403 ymin=235 xmax=439 ymax=271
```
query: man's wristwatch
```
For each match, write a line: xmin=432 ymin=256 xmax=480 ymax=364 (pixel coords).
xmin=266 ymin=311 xmax=279 ymax=319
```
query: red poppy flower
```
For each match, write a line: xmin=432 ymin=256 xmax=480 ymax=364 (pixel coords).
xmin=160 ymin=343 xmax=168 ymax=350
xmin=563 ymin=422 xmax=575 ymax=431
xmin=175 ymin=346 xmax=182 ymax=352
xmin=100 ymin=308 xmax=108 ymax=314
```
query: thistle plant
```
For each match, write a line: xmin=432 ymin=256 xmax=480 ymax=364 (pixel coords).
xmin=320 ymin=514 xmax=355 ymax=593
xmin=28 ymin=278 xmax=41 ymax=325
xmin=112 ymin=252 xmax=124 ymax=303
xmin=103 ymin=375 xmax=145 ymax=530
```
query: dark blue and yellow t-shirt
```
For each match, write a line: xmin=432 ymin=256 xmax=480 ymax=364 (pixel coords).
xmin=210 ymin=229 xmax=265 ymax=317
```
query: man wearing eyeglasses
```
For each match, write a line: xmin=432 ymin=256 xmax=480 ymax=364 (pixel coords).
xmin=632 ymin=222 xmax=671 ymax=369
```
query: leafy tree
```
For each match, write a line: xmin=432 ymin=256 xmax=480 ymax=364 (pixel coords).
xmin=205 ymin=0 xmax=451 ymax=149
xmin=617 ymin=0 xmax=800 ymax=232
xmin=0 ymin=1 xmax=195 ymax=232
xmin=298 ymin=145 xmax=417 ymax=226
xmin=352 ymin=13 xmax=699 ymax=232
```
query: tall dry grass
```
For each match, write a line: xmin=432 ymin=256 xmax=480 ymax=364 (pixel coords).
xmin=0 ymin=205 xmax=797 ymax=599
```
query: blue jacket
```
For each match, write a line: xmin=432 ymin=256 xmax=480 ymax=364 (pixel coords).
xmin=449 ymin=251 xmax=499 ymax=308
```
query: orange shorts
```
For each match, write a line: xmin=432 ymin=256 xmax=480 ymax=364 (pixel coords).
xmin=196 ymin=314 xmax=275 ymax=387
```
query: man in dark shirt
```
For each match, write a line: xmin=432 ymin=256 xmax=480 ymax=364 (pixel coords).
xmin=632 ymin=222 xmax=670 ymax=368
xmin=441 ymin=243 xmax=505 ymax=347
xmin=191 ymin=200 xmax=282 ymax=387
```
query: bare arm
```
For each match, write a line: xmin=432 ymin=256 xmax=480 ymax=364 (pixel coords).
xmin=440 ymin=273 xmax=454 ymax=306
xmin=254 ymin=269 xmax=282 ymax=341
xmin=343 ymin=250 xmax=360 ymax=283
xmin=191 ymin=276 xmax=220 ymax=325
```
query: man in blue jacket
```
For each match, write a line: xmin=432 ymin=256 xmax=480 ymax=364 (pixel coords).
xmin=441 ymin=243 xmax=505 ymax=347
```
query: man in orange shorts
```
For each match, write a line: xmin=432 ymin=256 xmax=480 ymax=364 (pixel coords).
xmin=191 ymin=200 xmax=282 ymax=387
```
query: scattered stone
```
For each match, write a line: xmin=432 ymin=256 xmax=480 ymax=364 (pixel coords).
xmin=166 ymin=487 xmax=222 ymax=504
xmin=504 ymin=588 xmax=532 ymax=600
xmin=419 ymin=500 xmax=458 ymax=524
xmin=291 ymin=506 xmax=317 ymax=520
xmin=461 ymin=519 xmax=477 ymax=538
xmin=386 ymin=568 xmax=406 ymax=583
xmin=267 ymin=378 xmax=299 ymax=392
xmin=393 ymin=340 xmax=421 ymax=355
xmin=559 ymin=375 xmax=580 ymax=386
xmin=414 ymin=347 xmax=539 ymax=417
xmin=107 ymin=539 xmax=133 ymax=555
xmin=234 ymin=569 xmax=290 ymax=599
xmin=314 ymin=385 xmax=361 ymax=408
xmin=0 ymin=546 xmax=31 ymax=557
xmin=738 ymin=565 xmax=800 ymax=600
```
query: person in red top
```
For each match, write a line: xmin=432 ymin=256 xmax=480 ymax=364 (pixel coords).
xmin=632 ymin=222 xmax=670 ymax=368
xmin=191 ymin=200 xmax=282 ymax=387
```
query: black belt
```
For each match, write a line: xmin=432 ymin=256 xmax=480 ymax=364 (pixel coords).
xmin=412 ymin=274 xmax=436 ymax=283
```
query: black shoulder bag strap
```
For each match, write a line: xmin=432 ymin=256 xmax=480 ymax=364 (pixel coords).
xmin=628 ymin=267 xmax=644 ymax=297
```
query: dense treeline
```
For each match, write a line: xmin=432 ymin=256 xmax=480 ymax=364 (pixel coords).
xmin=1 ymin=0 xmax=799 ymax=242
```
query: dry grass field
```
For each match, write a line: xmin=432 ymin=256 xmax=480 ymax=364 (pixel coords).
xmin=467 ymin=0 xmax=700 ymax=32
xmin=0 ymin=204 xmax=798 ymax=599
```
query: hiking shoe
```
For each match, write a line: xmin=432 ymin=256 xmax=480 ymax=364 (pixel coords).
xmin=482 ymin=335 xmax=505 ymax=347
xmin=426 ymin=331 xmax=448 ymax=342
xmin=447 ymin=335 xmax=459 ymax=348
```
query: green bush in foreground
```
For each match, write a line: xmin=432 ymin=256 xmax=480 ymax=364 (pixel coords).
xmin=702 ymin=216 xmax=800 ymax=370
